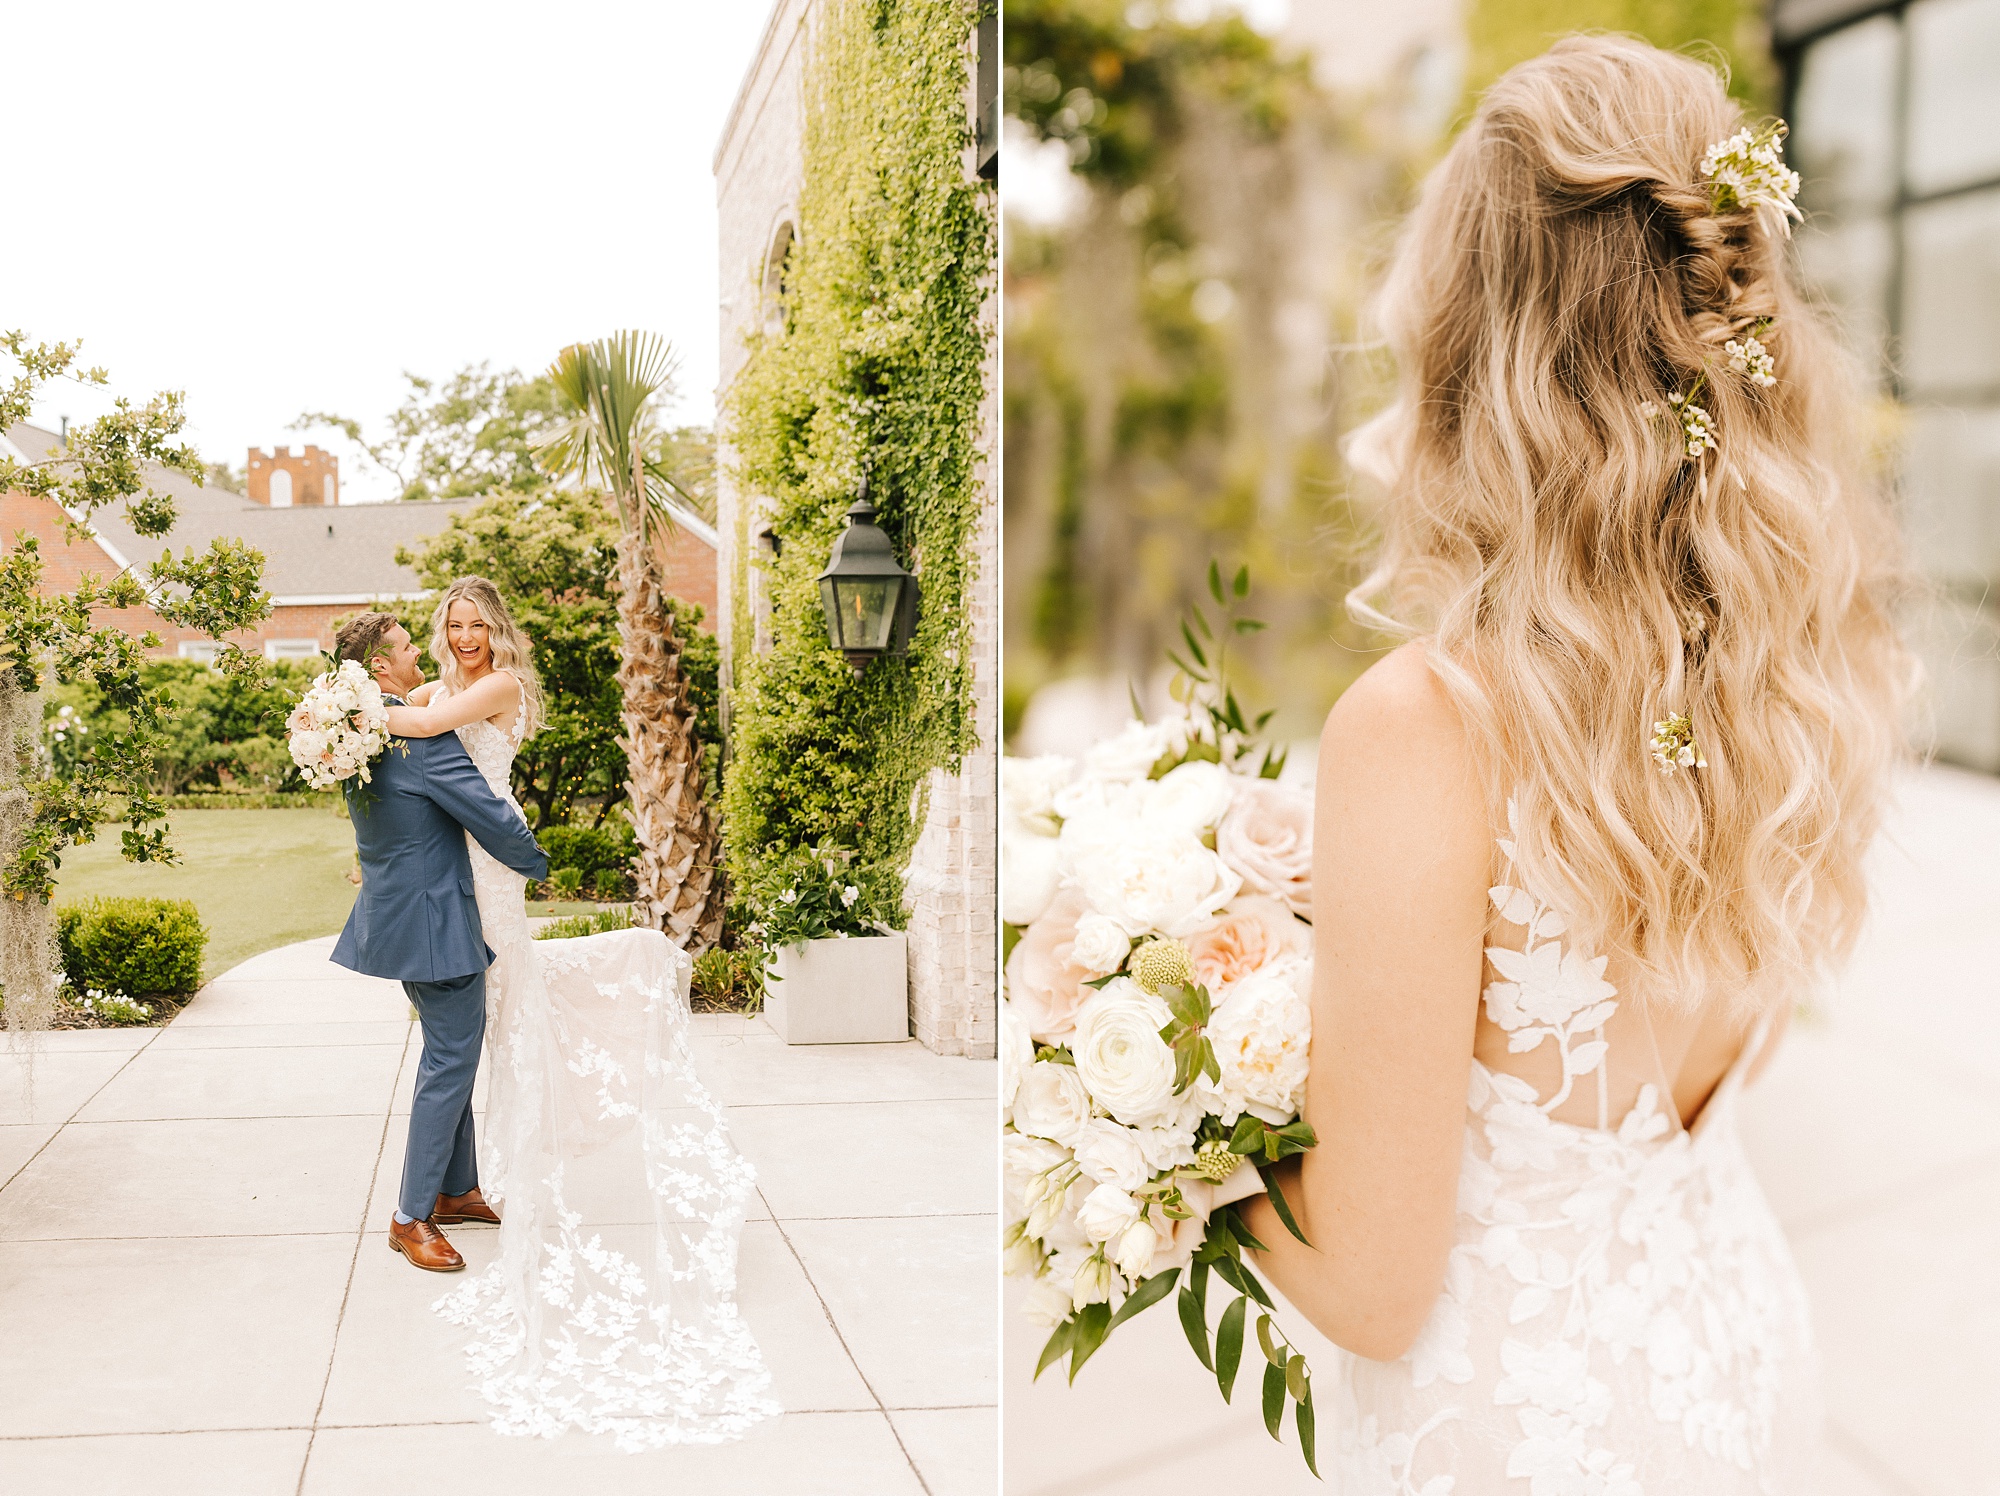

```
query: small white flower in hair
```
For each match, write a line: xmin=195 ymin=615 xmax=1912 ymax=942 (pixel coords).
xmin=1702 ymin=121 xmax=1803 ymax=233
xmin=1666 ymin=390 xmax=1717 ymax=460
xmin=1726 ymin=321 xmax=1777 ymax=387
xmin=1650 ymin=712 xmax=1710 ymax=776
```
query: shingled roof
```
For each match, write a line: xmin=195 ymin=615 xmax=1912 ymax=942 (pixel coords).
xmin=9 ymin=421 xmax=475 ymax=603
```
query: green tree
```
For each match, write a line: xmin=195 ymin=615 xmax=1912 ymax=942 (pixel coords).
xmin=536 ymin=333 xmax=724 ymax=951
xmin=0 ymin=332 xmax=271 ymax=1032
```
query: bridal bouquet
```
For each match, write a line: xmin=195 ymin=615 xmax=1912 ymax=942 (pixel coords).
xmin=1003 ymin=567 xmax=1324 ymax=1473
xmin=285 ymin=658 xmax=392 ymax=790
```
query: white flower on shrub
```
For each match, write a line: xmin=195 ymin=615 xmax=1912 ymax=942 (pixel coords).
xmin=1069 ymin=980 xmax=1179 ymax=1125
xmin=1068 ymin=913 xmax=1130 ymax=977
xmin=1011 ymin=1057 xmax=1093 ymax=1146
xmin=1071 ymin=1116 xmax=1150 ymax=1191
xmin=1199 ymin=957 xmax=1313 ymax=1126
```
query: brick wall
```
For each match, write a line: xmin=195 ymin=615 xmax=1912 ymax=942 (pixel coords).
xmin=246 ymin=445 xmax=338 ymax=507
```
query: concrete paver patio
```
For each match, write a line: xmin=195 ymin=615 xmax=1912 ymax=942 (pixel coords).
xmin=1002 ymin=765 xmax=2000 ymax=1496
xmin=0 ymin=935 xmax=997 ymax=1496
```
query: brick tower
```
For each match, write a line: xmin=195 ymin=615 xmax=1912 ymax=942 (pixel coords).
xmin=246 ymin=445 xmax=339 ymax=506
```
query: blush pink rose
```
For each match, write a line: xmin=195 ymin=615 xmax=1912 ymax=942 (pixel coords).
xmin=1215 ymin=778 xmax=1314 ymax=917
xmin=1184 ymin=895 xmax=1311 ymax=992
xmin=1006 ymin=888 xmax=1100 ymax=1044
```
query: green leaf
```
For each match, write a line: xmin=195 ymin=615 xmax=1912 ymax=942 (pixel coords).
xmin=1215 ymin=1294 xmax=1248 ymax=1403
xmin=1256 ymin=1313 xmax=1283 ymax=1366
xmin=1262 ymin=1357 xmax=1287 ymax=1439
xmin=1286 ymin=1353 xmax=1310 ymax=1403
xmin=1230 ymin=1211 xmax=1273 ymax=1258
xmin=1209 ymin=560 xmax=1226 ymax=605
xmin=1179 ymin=620 xmax=1208 ymax=668
xmin=1262 ymin=1166 xmax=1313 ymax=1247
xmin=1298 ymin=1382 xmax=1320 ymax=1477
xmin=1177 ymin=1286 xmax=1213 ymax=1370
xmin=1233 ymin=617 xmax=1267 ymax=634
xmin=1233 ymin=564 xmax=1249 ymax=598
xmin=1110 ymin=1268 xmax=1179 ymax=1329
xmin=1228 ymin=1114 xmax=1267 ymax=1155
xmin=1067 ymin=1301 xmax=1114 ymax=1383
xmin=1189 ymin=1255 xmax=1210 ymax=1314
xmin=1192 ymin=605 xmax=1213 ymax=641
xmin=1033 ymin=1318 xmax=1073 ymax=1381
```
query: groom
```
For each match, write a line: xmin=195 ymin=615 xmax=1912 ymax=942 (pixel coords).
xmin=327 ymin=612 xmax=548 ymax=1272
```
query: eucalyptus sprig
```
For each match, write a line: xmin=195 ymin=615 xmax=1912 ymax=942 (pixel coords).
xmin=1160 ymin=561 xmax=1285 ymax=780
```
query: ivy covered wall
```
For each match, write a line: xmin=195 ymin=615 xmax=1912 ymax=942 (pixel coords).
xmin=723 ymin=0 xmax=995 ymax=909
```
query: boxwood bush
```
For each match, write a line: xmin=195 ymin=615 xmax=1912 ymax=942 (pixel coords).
xmin=535 ymin=820 xmax=637 ymax=899
xmin=57 ymin=897 xmax=208 ymax=999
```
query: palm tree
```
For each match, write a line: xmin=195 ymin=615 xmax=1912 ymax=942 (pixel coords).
xmin=536 ymin=331 xmax=723 ymax=951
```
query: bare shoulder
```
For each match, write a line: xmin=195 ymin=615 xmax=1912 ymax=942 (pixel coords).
xmin=407 ymin=680 xmax=442 ymax=706
xmin=1320 ymin=641 xmax=1472 ymax=776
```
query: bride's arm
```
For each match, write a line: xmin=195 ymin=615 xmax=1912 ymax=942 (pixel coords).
xmin=385 ymin=671 xmax=516 ymax=738
xmin=1236 ymin=642 xmax=1490 ymax=1363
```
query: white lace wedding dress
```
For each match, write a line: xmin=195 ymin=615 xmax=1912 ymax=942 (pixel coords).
xmin=429 ymin=688 xmax=780 ymax=1450
xmin=1328 ymin=806 xmax=1820 ymax=1494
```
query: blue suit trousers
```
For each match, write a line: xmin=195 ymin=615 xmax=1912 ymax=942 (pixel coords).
xmin=400 ymin=970 xmax=485 ymax=1221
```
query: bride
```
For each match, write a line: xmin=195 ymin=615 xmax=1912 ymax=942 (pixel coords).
xmin=384 ymin=575 xmax=780 ymax=1450
xmin=1236 ymin=38 xmax=1907 ymax=1492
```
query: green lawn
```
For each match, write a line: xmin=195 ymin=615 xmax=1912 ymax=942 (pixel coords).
xmin=55 ymin=808 xmax=358 ymax=981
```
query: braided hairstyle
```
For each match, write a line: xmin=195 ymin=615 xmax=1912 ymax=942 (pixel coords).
xmin=1348 ymin=35 xmax=1912 ymax=1018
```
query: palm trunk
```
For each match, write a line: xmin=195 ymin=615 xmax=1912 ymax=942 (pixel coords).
xmin=614 ymin=531 xmax=724 ymax=952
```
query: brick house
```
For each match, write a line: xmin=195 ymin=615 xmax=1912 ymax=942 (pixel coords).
xmin=713 ymin=2 xmax=998 ymax=1059
xmin=1 ymin=422 xmax=719 ymax=658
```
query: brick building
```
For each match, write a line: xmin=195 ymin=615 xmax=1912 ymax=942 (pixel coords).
xmin=1 ymin=422 xmax=718 ymax=658
xmin=714 ymin=1 xmax=998 ymax=1059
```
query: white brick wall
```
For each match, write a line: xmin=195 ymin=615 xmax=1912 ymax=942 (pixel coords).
xmin=715 ymin=1 xmax=997 ymax=1057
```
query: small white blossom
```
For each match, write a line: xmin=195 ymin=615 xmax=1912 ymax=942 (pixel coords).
xmin=1666 ymin=391 xmax=1715 ymax=460
xmin=1701 ymin=121 xmax=1802 ymax=234
xmin=1725 ymin=331 xmax=1776 ymax=387
xmin=1650 ymin=712 xmax=1709 ymax=776
xmin=840 ymin=884 xmax=860 ymax=908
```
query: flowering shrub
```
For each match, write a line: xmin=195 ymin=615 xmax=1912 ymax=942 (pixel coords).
xmin=68 ymin=984 xmax=152 ymax=1025
xmin=745 ymin=843 xmax=902 ymax=951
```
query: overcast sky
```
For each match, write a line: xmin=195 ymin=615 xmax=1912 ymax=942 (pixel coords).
xmin=8 ymin=0 xmax=773 ymax=502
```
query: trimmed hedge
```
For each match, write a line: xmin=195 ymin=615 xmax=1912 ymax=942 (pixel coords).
xmin=535 ymin=821 xmax=637 ymax=899
xmin=57 ymin=896 xmax=208 ymax=998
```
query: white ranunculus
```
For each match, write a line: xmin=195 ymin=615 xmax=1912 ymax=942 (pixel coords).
xmin=1002 ymin=829 xmax=1062 ymax=926
xmin=1132 ymin=1092 xmax=1203 ymax=1173
xmin=1080 ymin=717 xmax=1188 ymax=785
xmin=1113 ymin=1215 xmax=1160 ymax=1281
xmin=1069 ymin=980 xmax=1179 ymax=1124
xmin=1022 ymin=1273 xmax=1075 ymax=1328
xmin=999 ymin=1001 xmax=1035 ymax=1112
xmin=1004 ymin=754 xmax=1074 ymax=837
xmin=1068 ymin=913 xmax=1131 ymax=977
xmin=1012 ymin=1058 xmax=1093 ymax=1146
xmin=1147 ymin=759 xmax=1237 ymax=836
xmin=1065 ymin=826 xmax=1241 ymax=938
xmin=1201 ymin=957 xmax=1313 ymax=1125
xmin=1071 ymin=1117 xmax=1150 ymax=1192
xmin=1075 ymin=1182 xmax=1143 ymax=1243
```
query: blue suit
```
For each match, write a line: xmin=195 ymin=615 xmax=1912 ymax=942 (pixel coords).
xmin=331 ymin=720 xmax=548 ymax=1221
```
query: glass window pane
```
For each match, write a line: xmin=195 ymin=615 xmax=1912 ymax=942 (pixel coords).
xmin=1793 ymin=213 xmax=1896 ymax=379
xmin=1901 ymin=187 xmax=2000 ymax=395
xmin=1901 ymin=403 xmax=2000 ymax=584
xmin=1793 ymin=16 xmax=1902 ymax=215
xmin=1906 ymin=0 xmax=2000 ymax=197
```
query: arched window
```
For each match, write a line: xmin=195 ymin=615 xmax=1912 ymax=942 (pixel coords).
xmin=324 ymin=472 xmax=336 ymax=505
xmin=269 ymin=468 xmax=293 ymax=507
xmin=762 ymin=219 xmax=797 ymax=337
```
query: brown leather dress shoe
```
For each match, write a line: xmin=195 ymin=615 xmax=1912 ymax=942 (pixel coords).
xmin=388 ymin=1216 xmax=465 ymax=1272
xmin=433 ymin=1187 xmax=500 ymax=1226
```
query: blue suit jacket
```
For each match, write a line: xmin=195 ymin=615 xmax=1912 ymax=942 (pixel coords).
xmin=330 ymin=723 xmax=550 ymax=983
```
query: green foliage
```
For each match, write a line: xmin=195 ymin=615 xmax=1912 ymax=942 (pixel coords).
xmin=723 ymin=0 xmax=994 ymax=919
xmin=0 ymin=332 xmax=273 ymax=898
xmin=56 ymin=895 xmax=207 ymax=997
xmin=1464 ymin=0 xmax=1775 ymax=113
xmin=743 ymin=841 xmax=904 ymax=950
xmin=386 ymin=487 xmax=720 ymax=824
xmin=691 ymin=945 xmax=765 ymax=1011
xmin=532 ymin=906 xmax=633 ymax=940
xmin=548 ymin=866 xmax=586 ymax=899
xmin=536 ymin=819 xmax=637 ymax=891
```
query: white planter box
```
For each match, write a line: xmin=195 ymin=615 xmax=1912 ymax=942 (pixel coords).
xmin=764 ymin=933 xmax=910 ymax=1045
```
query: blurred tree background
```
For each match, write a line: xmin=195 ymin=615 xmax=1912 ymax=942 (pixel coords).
xmin=1002 ymin=0 xmax=1774 ymax=751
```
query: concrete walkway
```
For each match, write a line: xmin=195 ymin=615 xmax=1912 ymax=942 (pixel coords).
xmin=1003 ymin=765 xmax=2000 ymax=1496
xmin=0 ymin=935 xmax=996 ymax=1495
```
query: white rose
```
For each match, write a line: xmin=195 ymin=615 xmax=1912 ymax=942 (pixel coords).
xmin=1069 ymin=980 xmax=1179 ymax=1124
xmin=1002 ymin=829 xmax=1062 ymax=926
xmin=1064 ymin=825 xmax=1241 ymax=938
xmin=999 ymin=1001 xmax=1035 ymax=1112
xmin=1113 ymin=1215 xmax=1160 ymax=1281
xmin=1216 ymin=777 xmax=1314 ymax=917
xmin=1070 ymin=1252 xmax=1115 ymax=1311
xmin=1080 ymin=717 xmax=1187 ymax=784
xmin=1011 ymin=1058 xmax=1092 ymax=1146
xmin=291 ymin=729 xmax=328 ymax=764
xmin=1201 ymin=957 xmax=1313 ymax=1125
xmin=1003 ymin=754 xmax=1073 ymax=836
xmin=1068 ymin=913 xmax=1130 ymax=977
xmin=1022 ymin=1273 xmax=1075 ymax=1328
xmin=1071 ymin=1117 xmax=1150 ymax=1191
xmin=1075 ymin=1182 xmax=1142 ymax=1244
xmin=1147 ymin=759 xmax=1237 ymax=836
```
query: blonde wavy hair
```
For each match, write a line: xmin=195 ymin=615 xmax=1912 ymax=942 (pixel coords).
xmin=427 ymin=576 xmax=545 ymax=741
xmin=1349 ymin=36 xmax=1912 ymax=1017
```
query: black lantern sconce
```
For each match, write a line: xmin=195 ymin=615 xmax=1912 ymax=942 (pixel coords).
xmin=817 ymin=481 xmax=918 ymax=673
